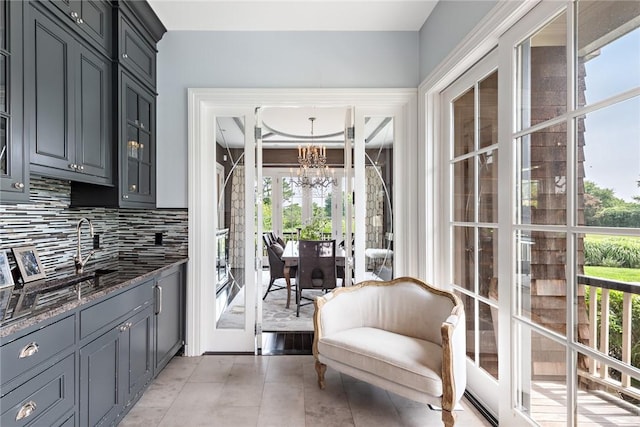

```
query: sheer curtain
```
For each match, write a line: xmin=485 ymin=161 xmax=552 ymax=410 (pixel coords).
xmin=365 ymin=165 xmax=384 ymax=259
xmin=229 ymin=165 xmax=245 ymax=268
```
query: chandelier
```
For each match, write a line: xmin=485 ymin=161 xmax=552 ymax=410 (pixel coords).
xmin=292 ymin=117 xmax=338 ymax=189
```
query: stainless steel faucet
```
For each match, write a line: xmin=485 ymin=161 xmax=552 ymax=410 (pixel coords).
xmin=75 ymin=218 xmax=95 ymax=274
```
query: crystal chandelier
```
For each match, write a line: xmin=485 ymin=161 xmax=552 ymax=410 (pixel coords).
xmin=292 ymin=117 xmax=338 ymax=189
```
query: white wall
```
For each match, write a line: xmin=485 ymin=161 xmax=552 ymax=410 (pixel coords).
xmin=156 ymin=31 xmax=418 ymax=207
xmin=418 ymin=0 xmax=497 ymax=82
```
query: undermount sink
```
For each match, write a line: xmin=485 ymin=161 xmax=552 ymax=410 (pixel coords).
xmin=93 ymin=268 xmax=118 ymax=276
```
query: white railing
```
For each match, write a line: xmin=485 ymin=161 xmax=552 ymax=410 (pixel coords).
xmin=578 ymin=274 xmax=640 ymax=401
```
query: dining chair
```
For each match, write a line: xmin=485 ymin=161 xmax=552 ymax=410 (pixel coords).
xmin=262 ymin=235 xmax=292 ymax=300
xmin=295 ymin=240 xmax=338 ymax=317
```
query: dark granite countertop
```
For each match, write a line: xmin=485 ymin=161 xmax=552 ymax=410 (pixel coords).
xmin=0 ymin=256 xmax=188 ymax=338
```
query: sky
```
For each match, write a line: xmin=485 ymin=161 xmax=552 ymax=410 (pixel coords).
xmin=581 ymin=28 xmax=640 ymax=203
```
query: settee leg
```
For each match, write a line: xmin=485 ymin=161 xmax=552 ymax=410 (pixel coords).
xmin=315 ymin=361 xmax=327 ymax=389
xmin=442 ymin=409 xmax=456 ymax=427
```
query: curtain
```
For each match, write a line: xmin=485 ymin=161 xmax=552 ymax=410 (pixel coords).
xmin=365 ymin=165 xmax=384 ymax=252
xmin=229 ymin=165 xmax=245 ymax=268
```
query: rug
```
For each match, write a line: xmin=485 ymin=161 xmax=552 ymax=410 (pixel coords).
xmin=216 ymin=278 xmax=325 ymax=332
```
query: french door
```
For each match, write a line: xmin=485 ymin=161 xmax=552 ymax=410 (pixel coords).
xmin=188 ymin=89 xmax=416 ymax=356
xmin=207 ymin=107 xmax=258 ymax=352
xmin=442 ymin=50 xmax=500 ymax=415
xmin=438 ymin=1 xmax=640 ymax=424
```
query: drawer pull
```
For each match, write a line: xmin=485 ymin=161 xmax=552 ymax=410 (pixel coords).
xmin=18 ymin=342 xmax=39 ymax=358
xmin=16 ymin=401 xmax=37 ymax=421
xmin=157 ymin=285 xmax=163 ymax=315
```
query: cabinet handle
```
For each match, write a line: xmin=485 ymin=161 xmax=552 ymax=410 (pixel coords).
xmin=13 ymin=182 xmax=25 ymax=189
xmin=15 ymin=401 xmax=37 ymax=421
xmin=157 ymin=285 xmax=163 ymax=315
xmin=78 ymin=165 xmax=85 ymax=171
xmin=76 ymin=18 xmax=84 ymax=24
xmin=123 ymin=195 xmax=129 ymax=199
xmin=70 ymin=11 xmax=79 ymax=19
xmin=18 ymin=342 xmax=39 ymax=358
xmin=122 ymin=53 xmax=128 ymax=59
xmin=119 ymin=323 xmax=127 ymax=332
xmin=140 ymin=123 xmax=145 ymax=129
xmin=69 ymin=163 xmax=77 ymax=170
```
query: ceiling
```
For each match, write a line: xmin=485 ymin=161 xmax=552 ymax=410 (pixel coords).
xmin=147 ymin=0 xmax=438 ymax=32
xmin=216 ymin=107 xmax=395 ymax=149
xmin=149 ymin=1 xmax=421 ymax=149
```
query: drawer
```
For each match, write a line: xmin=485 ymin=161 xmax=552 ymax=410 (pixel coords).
xmin=0 ymin=316 xmax=76 ymax=387
xmin=119 ymin=14 xmax=156 ymax=88
xmin=80 ymin=280 xmax=153 ymax=340
xmin=0 ymin=354 xmax=75 ymax=427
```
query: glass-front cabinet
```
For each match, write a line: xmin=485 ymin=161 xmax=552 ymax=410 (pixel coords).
xmin=121 ymin=72 xmax=155 ymax=206
xmin=0 ymin=0 xmax=27 ymax=201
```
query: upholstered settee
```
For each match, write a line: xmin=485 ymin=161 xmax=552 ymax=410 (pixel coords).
xmin=313 ymin=277 xmax=466 ymax=427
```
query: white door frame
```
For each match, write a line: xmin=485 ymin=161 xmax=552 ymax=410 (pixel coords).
xmin=187 ymin=89 xmax=417 ymax=356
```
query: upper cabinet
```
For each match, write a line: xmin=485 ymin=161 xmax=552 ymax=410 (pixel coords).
xmin=120 ymin=72 xmax=155 ymax=205
xmin=0 ymin=1 xmax=28 ymax=202
xmin=72 ymin=1 xmax=165 ymax=208
xmin=119 ymin=14 xmax=156 ymax=89
xmin=39 ymin=0 xmax=112 ymax=56
xmin=25 ymin=3 xmax=112 ymax=185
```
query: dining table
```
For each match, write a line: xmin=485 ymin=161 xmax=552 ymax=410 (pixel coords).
xmin=281 ymin=240 xmax=346 ymax=309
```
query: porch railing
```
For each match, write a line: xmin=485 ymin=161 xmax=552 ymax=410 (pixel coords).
xmin=577 ymin=274 xmax=640 ymax=401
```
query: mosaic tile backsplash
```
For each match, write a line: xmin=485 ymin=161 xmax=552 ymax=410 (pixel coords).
xmin=0 ymin=176 xmax=188 ymax=280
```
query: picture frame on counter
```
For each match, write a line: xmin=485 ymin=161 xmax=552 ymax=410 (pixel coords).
xmin=0 ymin=250 xmax=14 ymax=288
xmin=12 ymin=246 xmax=46 ymax=283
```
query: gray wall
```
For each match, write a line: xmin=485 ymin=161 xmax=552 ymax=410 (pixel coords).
xmin=156 ymin=31 xmax=419 ymax=207
xmin=418 ymin=1 xmax=497 ymax=82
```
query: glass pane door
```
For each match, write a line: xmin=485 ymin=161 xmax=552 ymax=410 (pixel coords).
xmin=443 ymin=50 xmax=500 ymax=414
xmin=208 ymin=110 xmax=257 ymax=352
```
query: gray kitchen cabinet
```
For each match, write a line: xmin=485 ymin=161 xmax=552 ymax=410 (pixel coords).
xmin=0 ymin=260 xmax=187 ymax=427
xmin=118 ymin=12 xmax=156 ymax=89
xmin=72 ymin=70 xmax=157 ymax=208
xmin=120 ymin=72 xmax=156 ymax=206
xmin=0 ymin=314 xmax=76 ymax=427
xmin=0 ymin=0 xmax=28 ymax=202
xmin=71 ymin=1 xmax=166 ymax=208
xmin=154 ymin=264 xmax=185 ymax=373
xmin=79 ymin=284 xmax=154 ymax=427
xmin=25 ymin=3 xmax=112 ymax=185
xmin=39 ymin=0 xmax=112 ymax=56
xmin=0 ymin=354 xmax=75 ymax=427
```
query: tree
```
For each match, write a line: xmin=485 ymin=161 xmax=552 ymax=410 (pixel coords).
xmin=583 ymin=181 xmax=640 ymax=227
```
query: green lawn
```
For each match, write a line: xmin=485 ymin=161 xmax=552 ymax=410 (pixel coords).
xmin=584 ymin=234 xmax=640 ymax=243
xmin=584 ymin=266 xmax=640 ymax=283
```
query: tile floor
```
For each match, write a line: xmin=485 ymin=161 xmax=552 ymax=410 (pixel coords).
xmin=120 ymin=355 xmax=492 ymax=427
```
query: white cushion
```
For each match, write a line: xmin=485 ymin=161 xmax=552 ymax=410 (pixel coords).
xmin=318 ymin=326 xmax=443 ymax=396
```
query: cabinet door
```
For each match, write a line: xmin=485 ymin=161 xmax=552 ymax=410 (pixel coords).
xmin=79 ymin=326 xmax=124 ymax=427
xmin=123 ymin=306 xmax=153 ymax=405
xmin=0 ymin=0 xmax=28 ymax=201
xmin=155 ymin=267 xmax=184 ymax=372
xmin=118 ymin=15 xmax=156 ymax=88
xmin=26 ymin=5 xmax=76 ymax=172
xmin=76 ymin=0 xmax=111 ymax=53
xmin=43 ymin=0 xmax=112 ymax=55
xmin=120 ymin=72 xmax=155 ymax=206
xmin=76 ymin=44 xmax=111 ymax=180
